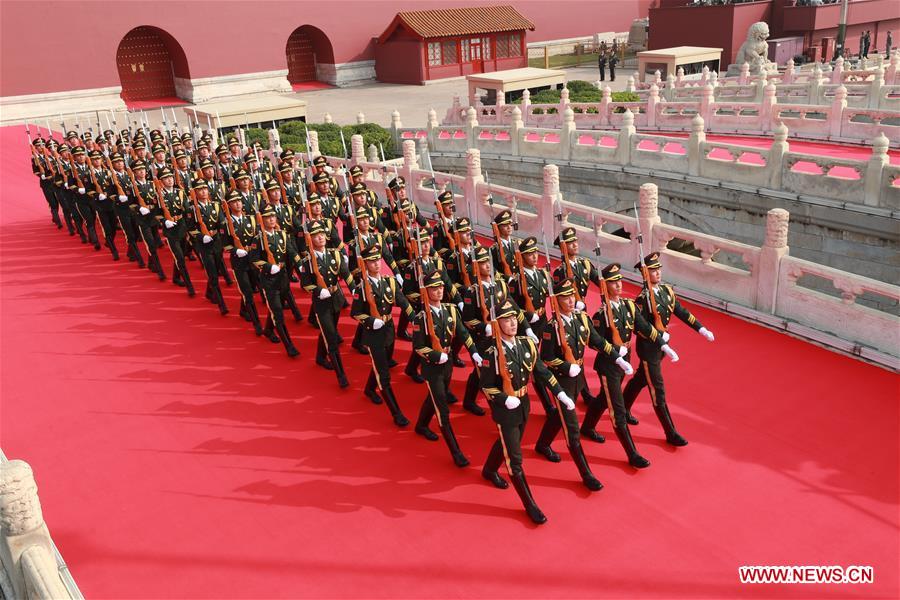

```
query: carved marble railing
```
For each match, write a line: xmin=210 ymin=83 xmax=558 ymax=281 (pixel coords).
xmin=437 ymin=83 xmax=900 ymax=146
xmin=396 ymin=107 xmax=899 ymax=208
xmin=0 ymin=454 xmax=82 ymax=599
xmin=319 ymin=137 xmax=899 ymax=366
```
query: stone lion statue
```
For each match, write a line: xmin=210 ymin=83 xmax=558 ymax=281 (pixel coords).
xmin=733 ymin=22 xmax=776 ymax=75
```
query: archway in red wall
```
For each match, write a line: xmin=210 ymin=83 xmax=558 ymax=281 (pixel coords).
xmin=116 ymin=26 xmax=190 ymax=102
xmin=286 ymin=25 xmax=335 ymax=84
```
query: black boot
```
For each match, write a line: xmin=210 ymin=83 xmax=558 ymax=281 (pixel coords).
xmin=414 ymin=400 xmax=439 ymax=441
xmin=276 ymin=323 xmax=300 ymax=358
xmin=381 ymin=385 xmax=409 ymax=427
xmin=462 ymin=370 xmax=485 ymax=416
xmin=614 ymin=424 xmax=651 ymax=469
xmin=263 ymin=315 xmax=280 ymax=344
xmin=330 ymin=350 xmax=350 ymax=389
xmin=180 ymin=265 xmax=196 ymax=297
xmin=248 ymin=303 xmax=264 ymax=337
xmin=109 ymin=239 xmax=120 ymax=261
xmin=510 ymin=472 xmax=547 ymax=525
xmin=286 ymin=294 xmax=303 ymax=322
xmin=627 ymin=412 xmax=639 ymax=425
xmin=351 ymin=324 xmax=367 ymax=354
xmin=535 ymin=443 xmax=561 ymax=463
xmin=452 ymin=354 xmax=465 ymax=368
xmin=216 ymin=289 xmax=229 ymax=316
xmin=482 ymin=469 xmax=509 ymax=489
xmin=570 ymin=442 xmax=603 ymax=491
xmin=404 ymin=355 xmax=424 ymax=384
xmin=654 ymin=403 xmax=687 ymax=446
xmin=533 ymin=381 xmax=555 ymax=415
xmin=364 ymin=371 xmax=382 ymax=404
xmin=440 ymin=423 xmax=470 ymax=467
xmin=316 ymin=338 xmax=334 ymax=370
xmin=482 ymin=442 xmax=508 ymax=488
xmin=396 ymin=312 xmax=411 ymax=341
xmin=580 ymin=401 xmax=606 ymax=443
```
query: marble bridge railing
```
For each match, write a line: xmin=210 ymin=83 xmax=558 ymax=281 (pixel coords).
xmin=392 ymin=106 xmax=899 ymax=209
xmin=305 ymin=135 xmax=899 ymax=367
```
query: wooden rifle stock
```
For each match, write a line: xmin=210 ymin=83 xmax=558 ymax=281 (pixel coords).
xmin=559 ymin=241 xmax=584 ymax=303
xmin=641 ymin=265 xmax=667 ymax=332
xmin=514 ymin=250 xmax=536 ymax=313
xmin=599 ymin=279 xmax=625 ymax=346
xmin=491 ymin=222 xmax=513 ymax=277
xmin=221 ymin=198 xmax=246 ymax=252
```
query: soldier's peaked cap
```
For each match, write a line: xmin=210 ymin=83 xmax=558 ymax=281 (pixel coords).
xmin=554 ymin=227 xmax=577 ymax=246
xmin=635 ymin=252 xmax=661 ymax=270
xmin=602 ymin=263 xmax=624 ymax=281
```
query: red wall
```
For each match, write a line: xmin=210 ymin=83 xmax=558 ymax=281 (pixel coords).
xmin=1 ymin=0 xmax=647 ymax=97
xmin=649 ymin=1 xmax=773 ymax=65
xmin=375 ymin=39 xmax=424 ymax=84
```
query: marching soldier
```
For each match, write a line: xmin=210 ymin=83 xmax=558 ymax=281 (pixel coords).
xmin=431 ymin=190 xmax=456 ymax=258
xmin=234 ymin=169 xmax=263 ymax=216
xmin=552 ymin=226 xmax=601 ymax=311
xmin=254 ymin=206 xmax=304 ymax=357
xmin=479 ymin=299 xmax=573 ymax=525
xmin=86 ymin=150 xmax=119 ymax=261
xmin=622 ymin=252 xmax=715 ymax=446
xmin=351 ymin=244 xmax=415 ymax=427
xmin=131 ymin=160 xmax=166 ymax=281
xmin=535 ymin=278 xmax=630 ymax=491
xmin=311 ymin=171 xmax=342 ymax=223
xmin=305 ymin=193 xmax=343 ymax=250
xmin=70 ymin=146 xmax=101 ymax=250
xmin=107 ymin=152 xmax=145 ymax=268
xmin=412 ymin=270 xmax=482 ymax=466
xmin=55 ymin=143 xmax=86 ymax=240
xmin=157 ymin=167 xmax=196 ymax=297
xmin=581 ymin=263 xmax=678 ymax=468
xmin=227 ymin=137 xmax=244 ymax=168
xmin=341 ymin=182 xmax=384 ymax=241
xmin=490 ymin=210 xmax=517 ymax=281
xmin=173 ymin=150 xmax=193 ymax=191
xmin=216 ymin=145 xmax=236 ymax=186
xmin=187 ymin=180 xmax=228 ymax=315
xmin=278 ymin=162 xmax=304 ymax=211
xmin=301 ymin=220 xmax=355 ymax=388
xmin=444 ymin=217 xmax=481 ymax=367
xmin=199 ymin=159 xmax=226 ymax=204
xmin=221 ymin=190 xmax=269 ymax=338
xmin=311 ymin=155 xmax=345 ymax=200
xmin=244 ymin=151 xmax=266 ymax=192
xmin=149 ymin=144 xmax=170 ymax=180
xmin=348 ymin=165 xmax=380 ymax=210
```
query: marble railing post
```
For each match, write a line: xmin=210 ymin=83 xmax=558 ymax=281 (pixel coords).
xmin=647 ymin=84 xmax=660 ymax=128
xmin=521 ymin=89 xmax=531 ymax=127
xmin=783 ymin=59 xmax=795 ymax=84
xmin=464 ymin=148 xmax=484 ymax=226
xmin=350 ymin=134 xmax=364 ymax=165
xmin=865 ymin=133 xmax=890 ymax=207
xmin=809 ymin=64 xmax=825 ymax=104
xmin=625 ymin=76 xmax=636 ymax=93
xmin=754 ymin=73 xmax=768 ymax=103
xmin=559 ymin=85 xmax=570 ymax=115
xmin=600 ymin=86 xmax=612 ymax=126
xmin=831 ymin=56 xmax=844 ymax=84
xmin=561 ymin=107 xmax=576 ymax=161
xmin=757 ymin=208 xmax=790 ymax=313
xmin=830 ymin=86 xmax=848 ymax=137
xmin=760 ymin=82 xmax=777 ymax=132
xmin=401 ymin=139 xmax=418 ymax=190
xmin=688 ymin=115 xmax=705 ymax=176
xmin=739 ymin=62 xmax=750 ymax=86
xmin=541 ymin=164 xmax=561 ymax=238
xmin=699 ymin=84 xmax=714 ymax=124
xmin=665 ymin=74 xmax=677 ymax=101
xmin=356 ymin=112 xmax=366 ymax=125
xmin=465 ymin=107 xmax=479 ymax=149
xmin=426 ymin=108 xmax=439 ymax=149
xmin=307 ymin=130 xmax=320 ymax=157
xmin=769 ymin=122 xmax=789 ymax=190
xmin=267 ymin=127 xmax=281 ymax=161
xmin=390 ymin=110 xmax=402 ymax=153
xmin=617 ymin=109 xmax=636 ymax=166
xmin=367 ymin=143 xmax=379 ymax=163
xmin=510 ymin=106 xmax=523 ymax=156
xmin=638 ymin=183 xmax=662 ymax=253
xmin=869 ymin=67 xmax=885 ymax=109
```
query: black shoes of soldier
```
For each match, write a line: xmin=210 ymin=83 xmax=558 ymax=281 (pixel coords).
xmin=582 ymin=474 xmax=603 ymax=492
xmin=482 ymin=469 xmax=509 ymax=489
xmin=666 ymin=433 xmax=688 ymax=447
xmin=415 ymin=426 xmax=439 ymax=441
xmin=535 ymin=444 xmax=561 ymax=463
xmin=387 ymin=358 xmax=398 ymax=368
xmin=446 ymin=392 xmax=459 ymax=404
xmin=364 ymin=389 xmax=383 ymax=404
xmin=627 ymin=413 xmax=639 ymax=425
xmin=316 ymin=357 xmax=334 ymax=370
xmin=352 ymin=343 xmax=368 ymax=355
xmin=452 ymin=355 xmax=465 ymax=368
xmin=396 ymin=329 xmax=412 ymax=342
xmin=404 ymin=366 xmax=425 ymax=384
xmin=629 ymin=454 xmax=651 ymax=469
xmin=462 ymin=401 xmax=485 ymax=416
xmin=452 ymin=453 xmax=470 ymax=468
xmin=580 ymin=427 xmax=606 ymax=444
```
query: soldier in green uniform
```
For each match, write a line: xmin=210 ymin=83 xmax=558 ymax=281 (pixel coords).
xmin=431 ymin=190 xmax=457 ymax=259
xmin=187 ymin=179 xmax=228 ymax=315
xmin=301 ymin=220 xmax=355 ymax=388
xmin=56 ymin=142 xmax=87 ymax=242
xmin=490 ymin=210 xmax=517 ymax=282
xmin=173 ymin=150 xmax=193 ymax=191
xmin=86 ymin=150 xmax=119 ymax=261
xmin=221 ymin=190 xmax=269 ymax=338
xmin=623 ymin=252 xmax=715 ymax=446
xmin=412 ymin=270 xmax=482 ymax=467
xmin=341 ymin=182 xmax=385 ymax=241
xmin=234 ymin=169 xmax=263 ymax=216
xmin=253 ymin=206 xmax=304 ymax=357
xmin=131 ymin=160 xmax=166 ymax=281
xmin=216 ymin=145 xmax=236 ymax=186
xmin=581 ymin=263 xmax=679 ymax=468
xmin=106 ymin=152 xmax=145 ymax=268
xmin=157 ymin=166 xmax=196 ymax=296
xmin=351 ymin=244 xmax=415 ymax=427
xmin=311 ymin=155 xmax=345 ymax=201
xmin=305 ymin=193 xmax=343 ymax=251
xmin=479 ymin=300 xmax=573 ymax=525
xmin=536 ymin=278 xmax=630 ymax=490
xmin=348 ymin=165 xmax=380 ymax=211
xmin=31 ymin=138 xmax=63 ymax=229
xmin=311 ymin=171 xmax=342 ymax=223
xmin=70 ymin=146 xmax=101 ymax=250
xmin=444 ymin=217 xmax=481 ymax=367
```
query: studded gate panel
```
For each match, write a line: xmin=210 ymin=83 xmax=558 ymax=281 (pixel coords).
xmin=117 ymin=27 xmax=177 ymax=101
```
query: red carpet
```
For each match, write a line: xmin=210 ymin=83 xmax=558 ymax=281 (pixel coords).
xmin=291 ymin=81 xmax=335 ymax=92
xmin=124 ymin=96 xmax=191 ymax=110
xmin=1 ymin=125 xmax=897 ymax=599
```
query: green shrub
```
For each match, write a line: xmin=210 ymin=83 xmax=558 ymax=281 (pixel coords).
xmin=611 ymin=91 xmax=640 ymax=103
xmin=271 ymin=120 xmax=396 ymax=158
xmin=566 ymin=79 xmax=596 ymax=94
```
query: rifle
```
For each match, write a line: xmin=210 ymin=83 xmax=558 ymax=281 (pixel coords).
xmin=593 ymin=215 xmax=624 ymax=346
xmin=555 ymin=199 xmax=584 ymax=304
xmin=221 ymin=197 xmax=245 ymax=253
xmin=487 ymin=257 xmax=518 ymax=397
xmin=258 ymin=214 xmax=278 ymax=267
xmin=485 ymin=170 xmax=513 ymax=277
xmin=154 ymin=179 xmax=177 ymax=224
xmin=25 ymin=122 xmax=45 ymax=176
xmin=378 ymin=142 xmax=402 ymax=232
xmin=514 ymin=247 xmax=537 ymax=314
xmin=633 ymin=202 xmax=666 ymax=331
xmin=341 ymin=168 xmax=378 ymax=316
xmin=543 ymin=235 xmax=576 ymax=364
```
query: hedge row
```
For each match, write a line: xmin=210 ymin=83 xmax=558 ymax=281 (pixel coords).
xmin=242 ymin=122 xmax=396 ymax=158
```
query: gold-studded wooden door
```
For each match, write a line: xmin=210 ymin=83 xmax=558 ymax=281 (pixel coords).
xmin=117 ymin=27 xmax=177 ymax=101
xmin=286 ymin=29 xmax=316 ymax=83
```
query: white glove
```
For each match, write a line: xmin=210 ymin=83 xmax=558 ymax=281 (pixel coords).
xmin=40 ymin=174 xmax=47 ymax=180
xmin=318 ymin=288 xmax=332 ymax=300
xmin=568 ymin=363 xmax=581 ymax=378
xmin=458 ymin=302 xmax=464 ymax=311
xmin=98 ymin=193 xmax=107 ymax=201
xmin=235 ymin=248 xmax=248 ymax=258
xmin=118 ymin=195 xmax=128 ymax=202
xmin=471 ymin=352 xmax=483 ymax=367
xmin=164 ymin=219 xmax=175 ymax=229
xmin=78 ymin=187 xmax=85 ymax=194
xmin=530 ymin=312 xmax=539 ymax=324
xmin=576 ymin=300 xmax=586 ymax=311
xmin=526 ymin=328 xmax=539 ymax=342
xmin=64 ymin=183 xmax=69 ymax=189
xmin=505 ymin=395 xmax=521 ymax=410
xmin=484 ymin=323 xmax=492 ymax=337
xmin=699 ymin=327 xmax=715 ymax=342
xmin=270 ymin=264 xmax=281 ymax=274
xmin=395 ymin=273 xmax=404 ymax=284
xmin=557 ymin=391 xmax=575 ymax=411
xmin=661 ymin=344 xmax=679 ymax=363
xmin=202 ymin=235 xmax=213 ymax=244
xmin=372 ymin=318 xmax=384 ymax=330
xmin=438 ymin=352 xmax=448 ymax=364
xmin=615 ymin=356 xmax=634 ymax=375
xmin=618 ymin=345 xmax=628 ymax=358
xmin=139 ymin=206 xmax=150 ymax=216
xmin=662 ymin=331 xmax=670 ymax=343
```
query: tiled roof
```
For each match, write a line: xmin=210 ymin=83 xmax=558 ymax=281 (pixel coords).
xmin=390 ymin=5 xmax=535 ymax=40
